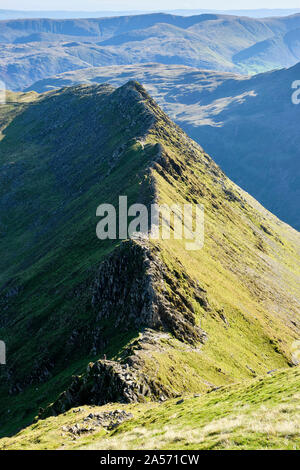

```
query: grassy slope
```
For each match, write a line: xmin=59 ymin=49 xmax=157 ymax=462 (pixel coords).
xmin=1 ymin=367 xmax=299 ymax=450
xmin=0 ymin=83 xmax=299 ymax=445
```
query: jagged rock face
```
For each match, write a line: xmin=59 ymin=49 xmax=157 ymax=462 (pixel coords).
xmin=47 ymin=360 xmax=150 ymax=416
xmin=91 ymin=239 xmax=208 ymax=345
xmin=44 ymin=328 xmax=202 ymax=417
xmin=44 ymin=330 xmax=173 ymax=417
xmin=91 ymin=241 xmax=154 ymax=328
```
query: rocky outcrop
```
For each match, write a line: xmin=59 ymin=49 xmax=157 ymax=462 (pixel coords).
xmin=91 ymin=239 xmax=208 ymax=345
xmin=43 ymin=329 xmax=195 ymax=418
xmin=42 ymin=239 xmax=210 ymax=417
xmin=61 ymin=409 xmax=134 ymax=437
xmin=46 ymin=359 xmax=151 ymax=416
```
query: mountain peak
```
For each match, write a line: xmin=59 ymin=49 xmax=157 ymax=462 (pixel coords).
xmin=113 ymin=79 xmax=158 ymax=107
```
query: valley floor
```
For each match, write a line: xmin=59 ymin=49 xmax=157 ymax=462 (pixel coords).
xmin=1 ymin=367 xmax=299 ymax=450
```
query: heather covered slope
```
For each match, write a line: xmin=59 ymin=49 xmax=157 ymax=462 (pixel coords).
xmin=1 ymin=13 xmax=300 ymax=90
xmin=0 ymin=82 xmax=299 ymax=440
xmin=30 ymin=62 xmax=300 ymax=230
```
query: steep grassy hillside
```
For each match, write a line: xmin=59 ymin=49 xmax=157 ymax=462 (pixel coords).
xmin=29 ymin=62 xmax=300 ymax=231
xmin=0 ymin=83 xmax=160 ymax=436
xmin=1 ymin=13 xmax=300 ymax=90
xmin=1 ymin=367 xmax=299 ymax=450
xmin=0 ymin=82 xmax=299 ymax=444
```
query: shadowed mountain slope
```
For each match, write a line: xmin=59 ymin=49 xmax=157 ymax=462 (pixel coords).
xmin=1 ymin=13 xmax=300 ymax=45
xmin=0 ymin=82 xmax=299 ymax=438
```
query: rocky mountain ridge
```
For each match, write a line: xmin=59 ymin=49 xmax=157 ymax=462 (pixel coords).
xmin=0 ymin=81 xmax=299 ymax=438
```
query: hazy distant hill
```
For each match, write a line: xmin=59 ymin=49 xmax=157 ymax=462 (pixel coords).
xmin=28 ymin=62 xmax=300 ymax=231
xmin=1 ymin=13 xmax=300 ymax=90
xmin=1 ymin=9 xmax=300 ymax=20
xmin=171 ymin=9 xmax=300 ymax=18
xmin=0 ymin=10 xmax=145 ymax=20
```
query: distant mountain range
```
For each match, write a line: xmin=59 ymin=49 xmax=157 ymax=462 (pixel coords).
xmin=1 ymin=9 xmax=300 ymax=20
xmin=1 ymin=13 xmax=300 ymax=91
xmin=27 ymin=62 xmax=300 ymax=231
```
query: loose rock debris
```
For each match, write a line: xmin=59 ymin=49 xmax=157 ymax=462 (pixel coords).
xmin=61 ymin=409 xmax=133 ymax=438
